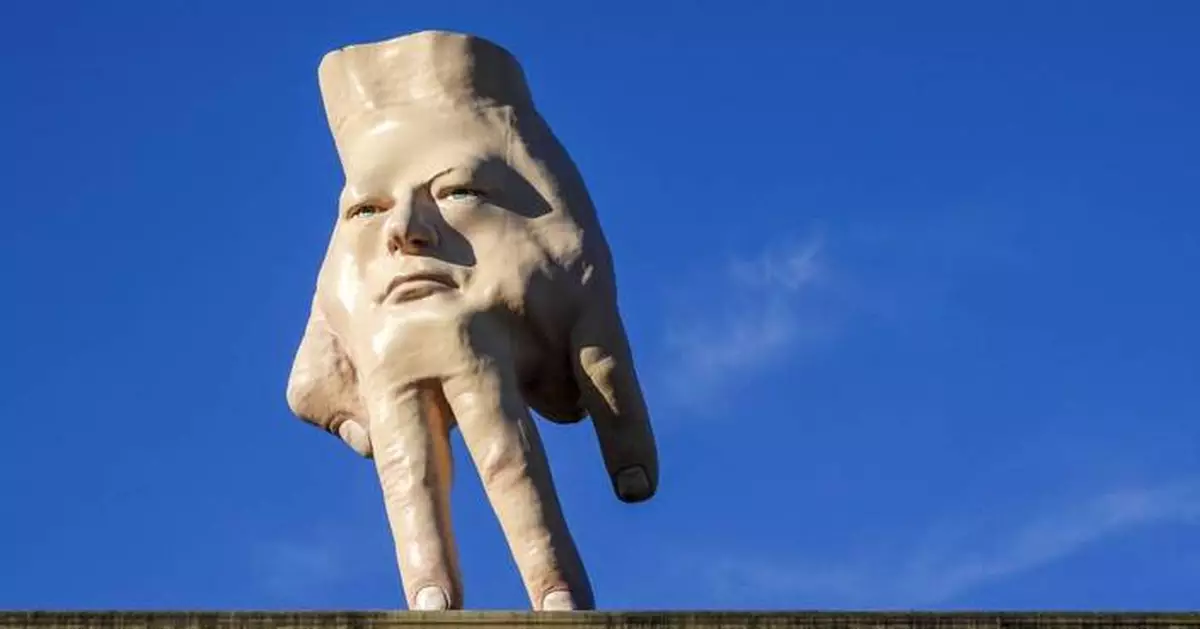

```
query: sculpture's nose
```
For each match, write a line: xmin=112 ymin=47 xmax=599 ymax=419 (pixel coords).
xmin=385 ymin=198 xmax=438 ymax=256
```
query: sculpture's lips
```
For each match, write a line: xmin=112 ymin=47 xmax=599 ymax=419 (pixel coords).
xmin=379 ymin=272 xmax=457 ymax=304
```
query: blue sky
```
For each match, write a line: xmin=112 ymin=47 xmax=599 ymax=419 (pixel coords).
xmin=2 ymin=0 xmax=1198 ymax=612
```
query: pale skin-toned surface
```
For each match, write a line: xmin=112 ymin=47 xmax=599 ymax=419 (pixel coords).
xmin=285 ymin=31 xmax=658 ymax=611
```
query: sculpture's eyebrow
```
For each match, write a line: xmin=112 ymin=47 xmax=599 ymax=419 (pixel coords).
xmin=425 ymin=167 xmax=456 ymax=184
xmin=427 ymin=158 xmax=506 ymax=187
xmin=339 ymin=182 xmax=375 ymax=208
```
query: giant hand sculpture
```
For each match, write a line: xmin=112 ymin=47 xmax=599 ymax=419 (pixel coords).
xmin=285 ymin=31 xmax=658 ymax=611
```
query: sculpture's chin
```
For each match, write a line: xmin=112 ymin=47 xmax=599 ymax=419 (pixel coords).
xmin=350 ymin=278 xmax=588 ymax=424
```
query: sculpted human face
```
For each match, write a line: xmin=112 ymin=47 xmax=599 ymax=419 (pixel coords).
xmin=318 ymin=109 xmax=555 ymax=376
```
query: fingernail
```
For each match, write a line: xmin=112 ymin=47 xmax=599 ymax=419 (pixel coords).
xmin=541 ymin=590 xmax=576 ymax=611
xmin=414 ymin=585 xmax=449 ymax=610
xmin=614 ymin=465 xmax=651 ymax=502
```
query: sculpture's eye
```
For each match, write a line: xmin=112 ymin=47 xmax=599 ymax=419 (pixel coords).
xmin=349 ymin=203 xmax=387 ymax=219
xmin=438 ymin=186 xmax=485 ymax=202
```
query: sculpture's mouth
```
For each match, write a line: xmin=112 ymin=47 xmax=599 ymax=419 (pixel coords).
xmin=378 ymin=272 xmax=458 ymax=304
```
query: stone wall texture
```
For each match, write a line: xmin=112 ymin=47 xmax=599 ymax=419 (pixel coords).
xmin=2 ymin=613 xmax=1198 ymax=629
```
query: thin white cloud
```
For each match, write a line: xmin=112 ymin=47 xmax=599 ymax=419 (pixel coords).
xmin=690 ymin=480 xmax=1200 ymax=608
xmin=648 ymin=208 xmax=1028 ymax=414
xmin=654 ymin=233 xmax=835 ymax=411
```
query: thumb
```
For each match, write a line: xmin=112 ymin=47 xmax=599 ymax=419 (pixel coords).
xmin=287 ymin=307 xmax=373 ymax=458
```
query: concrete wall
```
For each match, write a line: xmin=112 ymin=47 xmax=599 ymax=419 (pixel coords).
xmin=2 ymin=612 xmax=1198 ymax=629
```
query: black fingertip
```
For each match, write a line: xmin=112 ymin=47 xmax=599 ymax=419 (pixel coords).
xmin=612 ymin=465 xmax=655 ymax=503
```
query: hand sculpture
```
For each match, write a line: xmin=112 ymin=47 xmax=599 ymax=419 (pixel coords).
xmin=285 ymin=31 xmax=658 ymax=611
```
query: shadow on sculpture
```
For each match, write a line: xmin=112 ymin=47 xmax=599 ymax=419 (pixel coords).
xmin=285 ymin=30 xmax=659 ymax=611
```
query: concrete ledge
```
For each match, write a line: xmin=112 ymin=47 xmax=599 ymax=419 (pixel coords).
xmin=2 ymin=612 xmax=1199 ymax=629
